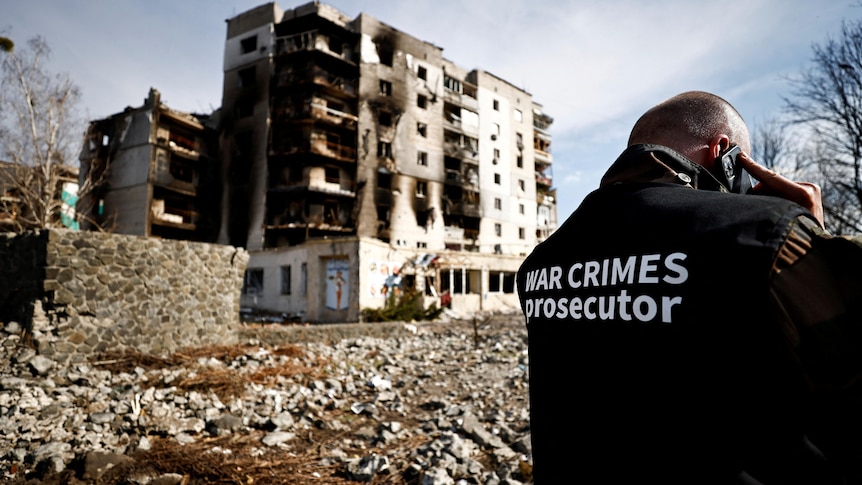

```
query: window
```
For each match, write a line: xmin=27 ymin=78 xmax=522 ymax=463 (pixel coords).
xmin=417 ymin=65 xmax=427 ymax=80
xmin=494 ymin=197 xmax=502 ymax=210
xmin=519 ymin=227 xmax=526 ymax=239
xmin=416 ymin=181 xmax=427 ymax=196
xmin=495 ymin=223 xmax=502 ymax=237
xmin=494 ymin=173 xmax=501 ymax=185
xmin=325 ymin=167 xmax=339 ymax=184
xmin=377 ymin=205 xmax=390 ymax=223
xmin=301 ymin=263 xmax=307 ymax=296
xmin=444 ymin=75 xmax=462 ymax=92
xmin=240 ymin=35 xmax=257 ymax=54
xmin=417 ymin=122 xmax=427 ymax=137
xmin=514 ymin=109 xmax=523 ymax=122
xmin=377 ymin=141 xmax=392 ymax=158
xmin=380 ymin=80 xmax=392 ymax=95
xmin=519 ymin=203 xmax=525 ymax=215
xmin=236 ymin=99 xmax=254 ymax=118
xmin=417 ymin=151 xmax=428 ymax=166
xmin=280 ymin=266 xmax=291 ymax=295
xmin=242 ymin=268 xmax=263 ymax=295
xmin=493 ymin=148 xmax=500 ymax=163
xmin=417 ymin=241 xmax=428 ymax=249
xmin=377 ymin=171 xmax=391 ymax=188
xmin=377 ymin=42 xmax=393 ymax=66
xmin=517 ymin=155 xmax=523 ymax=168
xmin=518 ymin=179 xmax=525 ymax=191
xmin=493 ymin=99 xmax=500 ymax=111
xmin=417 ymin=94 xmax=428 ymax=109
xmin=237 ymin=67 xmax=255 ymax=88
xmin=378 ymin=110 xmax=392 ymax=126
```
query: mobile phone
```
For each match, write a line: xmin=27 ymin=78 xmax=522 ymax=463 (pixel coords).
xmin=715 ymin=145 xmax=756 ymax=194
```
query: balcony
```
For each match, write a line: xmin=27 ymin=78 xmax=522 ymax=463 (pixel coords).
xmin=310 ymin=103 xmax=358 ymax=127
xmin=270 ymin=179 xmax=356 ymax=197
xmin=442 ymin=88 xmax=479 ymax=111
xmin=271 ymin=138 xmax=357 ymax=162
xmin=444 ymin=168 xmax=479 ymax=187
xmin=446 ymin=201 xmax=481 ymax=218
xmin=536 ymin=173 xmax=553 ymax=187
xmin=534 ymin=149 xmax=552 ymax=167
xmin=443 ymin=142 xmax=478 ymax=161
xmin=151 ymin=199 xmax=197 ymax=229
xmin=274 ymin=31 xmax=356 ymax=65
xmin=275 ymin=66 xmax=357 ymax=97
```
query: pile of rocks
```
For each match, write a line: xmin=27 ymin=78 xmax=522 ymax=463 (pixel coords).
xmin=1 ymin=313 xmax=533 ymax=484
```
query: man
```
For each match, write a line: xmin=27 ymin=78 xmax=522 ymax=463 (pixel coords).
xmin=517 ymin=91 xmax=862 ymax=483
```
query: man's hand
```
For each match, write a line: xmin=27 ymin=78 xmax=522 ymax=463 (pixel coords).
xmin=738 ymin=152 xmax=824 ymax=227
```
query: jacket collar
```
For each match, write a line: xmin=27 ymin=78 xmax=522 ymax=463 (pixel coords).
xmin=599 ymin=144 xmax=728 ymax=192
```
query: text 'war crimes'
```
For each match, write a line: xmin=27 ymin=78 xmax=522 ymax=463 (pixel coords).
xmin=521 ymin=252 xmax=689 ymax=325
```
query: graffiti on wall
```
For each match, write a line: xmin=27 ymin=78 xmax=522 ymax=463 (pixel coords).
xmin=368 ymin=260 xmax=402 ymax=298
xmin=325 ymin=259 xmax=350 ymax=311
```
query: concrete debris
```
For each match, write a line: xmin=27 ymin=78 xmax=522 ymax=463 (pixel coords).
xmin=0 ymin=317 xmax=532 ymax=484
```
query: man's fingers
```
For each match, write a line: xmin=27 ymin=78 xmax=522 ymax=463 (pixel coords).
xmin=738 ymin=153 xmax=824 ymax=227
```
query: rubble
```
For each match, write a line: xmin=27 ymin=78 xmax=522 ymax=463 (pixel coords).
xmin=1 ymin=316 xmax=533 ymax=484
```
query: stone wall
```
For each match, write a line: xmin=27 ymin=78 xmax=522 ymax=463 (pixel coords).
xmin=0 ymin=229 xmax=249 ymax=363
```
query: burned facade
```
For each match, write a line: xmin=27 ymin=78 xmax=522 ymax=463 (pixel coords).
xmin=78 ymin=88 xmax=220 ymax=241
xmin=220 ymin=2 xmax=557 ymax=321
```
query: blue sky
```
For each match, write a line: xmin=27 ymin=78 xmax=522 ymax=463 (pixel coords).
xmin=3 ymin=0 xmax=858 ymax=219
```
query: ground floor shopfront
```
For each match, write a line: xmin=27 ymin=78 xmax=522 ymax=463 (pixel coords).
xmin=239 ymin=237 xmax=524 ymax=323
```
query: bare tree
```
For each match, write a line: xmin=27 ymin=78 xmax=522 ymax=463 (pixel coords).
xmin=783 ymin=19 xmax=862 ymax=234
xmin=0 ymin=35 xmax=87 ymax=232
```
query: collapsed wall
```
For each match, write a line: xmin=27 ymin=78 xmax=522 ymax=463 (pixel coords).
xmin=0 ymin=229 xmax=249 ymax=363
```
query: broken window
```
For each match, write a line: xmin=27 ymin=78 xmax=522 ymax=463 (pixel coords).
xmin=377 ymin=171 xmax=391 ymax=189
xmin=241 ymin=35 xmax=257 ymax=54
xmin=378 ymin=110 xmax=392 ymax=126
xmin=493 ymin=99 xmax=500 ymax=111
xmin=444 ymin=75 xmax=461 ymax=93
xmin=519 ymin=227 xmax=526 ymax=239
xmin=324 ymin=201 xmax=339 ymax=224
xmin=417 ymin=95 xmax=428 ymax=109
xmin=494 ymin=173 xmax=501 ymax=185
xmin=377 ymin=141 xmax=392 ymax=158
xmin=495 ymin=223 xmax=502 ymax=237
xmin=301 ymin=263 xmax=307 ymax=296
xmin=280 ymin=265 xmax=291 ymax=295
xmin=417 ymin=151 xmax=428 ymax=166
xmin=376 ymin=41 xmax=394 ymax=66
xmin=416 ymin=181 xmax=427 ymax=197
xmin=518 ymin=179 xmax=525 ymax=191
xmin=377 ymin=205 xmax=390 ymax=223
xmin=517 ymin=155 xmax=523 ymax=168
xmin=519 ymin=203 xmax=525 ymax=214
xmin=236 ymin=98 xmax=254 ymax=118
xmin=514 ymin=109 xmax=523 ymax=123
xmin=494 ymin=197 xmax=502 ymax=210
xmin=325 ymin=167 xmax=339 ymax=184
xmin=417 ymin=122 xmax=427 ymax=137
xmin=379 ymin=80 xmax=392 ymax=96
xmin=417 ymin=65 xmax=427 ymax=80
xmin=237 ymin=66 xmax=255 ymax=88
xmin=242 ymin=268 xmax=264 ymax=295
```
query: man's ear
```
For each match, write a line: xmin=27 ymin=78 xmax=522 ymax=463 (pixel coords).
xmin=708 ymin=135 xmax=731 ymax=162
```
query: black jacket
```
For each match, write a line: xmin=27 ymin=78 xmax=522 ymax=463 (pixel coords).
xmin=518 ymin=144 xmax=856 ymax=483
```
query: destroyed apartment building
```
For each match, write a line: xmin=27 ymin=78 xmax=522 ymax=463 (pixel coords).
xmin=79 ymin=1 xmax=557 ymax=323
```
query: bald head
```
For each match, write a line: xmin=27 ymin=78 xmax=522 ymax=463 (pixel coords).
xmin=628 ymin=91 xmax=750 ymax=160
